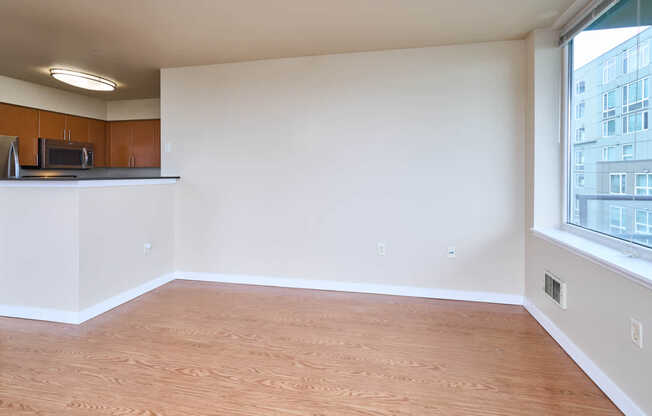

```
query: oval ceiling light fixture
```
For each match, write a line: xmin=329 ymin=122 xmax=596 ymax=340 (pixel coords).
xmin=50 ymin=68 xmax=116 ymax=91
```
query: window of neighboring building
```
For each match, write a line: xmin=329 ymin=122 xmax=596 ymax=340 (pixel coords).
xmin=610 ymin=173 xmax=627 ymax=194
xmin=636 ymin=209 xmax=652 ymax=234
xmin=575 ymin=127 xmax=585 ymax=142
xmin=603 ymin=57 xmax=617 ymax=84
xmin=602 ymin=89 xmax=617 ymax=119
xmin=622 ymin=77 xmax=649 ymax=113
xmin=575 ymin=150 xmax=584 ymax=171
xmin=576 ymin=102 xmax=586 ymax=119
xmin=577 ymin=174 xmax=585 ymax=187
xmin=623 ymin=110 xmax=649 ymax=134
xmin=602 ymin=119 xmax=616 ymax=136
xmin=623 ymin=144 xmax=634 ymax=160
xmin=602 ymin=145 xmax=619 ymax=161
xmin=609 ymin=206 xmax=626 ymax=234
xmin=623 ymin=41 xmax=650 ymax=73
xmin=576 ymin=80 xmax=586 ymax=95
xmin=635 ymin=173 xmax=652 ymax=195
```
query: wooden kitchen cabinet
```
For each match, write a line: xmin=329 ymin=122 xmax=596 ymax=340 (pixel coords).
xmin=38 ymin=110 xmax=67 ymax=141
xmin=38 ymin=111 xmax=89 ymax=142
xmin=108 ymin=120 xmax=160 ymax=168
xmin=0 ymin=102 xmax=39 ymax=166
xmin=88 ymin=119 xmax=107 ymax=167
xmin=67 ymin=115 xmax=89 ymax=142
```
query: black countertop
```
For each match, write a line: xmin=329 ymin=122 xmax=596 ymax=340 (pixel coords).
xmin=1 ymin=176 xmax=180 ymax=181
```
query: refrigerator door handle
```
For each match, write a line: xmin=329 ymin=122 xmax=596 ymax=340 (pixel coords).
xmin=8 ymin=140 xmax=20 ymax=178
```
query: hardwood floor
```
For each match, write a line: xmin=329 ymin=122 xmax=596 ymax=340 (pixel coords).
xmin=0 ymin=280 xmax=620 ymax=415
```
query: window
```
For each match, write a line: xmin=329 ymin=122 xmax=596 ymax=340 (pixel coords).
xmin=602 ymin=146 xmax=619 ymax=161
xmin=635 ymin=173 xmax=652 ymax=195
xmin=603 ymin=57 xmax=617 ymax=84
xmin=576 ymin=102 xmax=585 ymax=119
xmin=602 ymin=119 xmax=616 ymax=136
xmin=609 ymin=206 xmax=626 ymax=234
xmin=602 ymin=89 xmax=616 ymax=119
xmin=568 ymin=0 xmax=652 ymax=249
xmin=623 ymin=144 xmax=634 ymax=160
xmin=623 ymin=110 xmax=648 ymax=134
xmin=623 ymin=41 xmax=650 ymax=73
xmin=636 ymin=209 xmax=652 ymax=234
xmin=610 ymin=173 xmax=627 ymax=194
xmin=575 ymin=150 xmax=584 ymax=171
xmin=622 ymin=78 xmax=649 ymax=113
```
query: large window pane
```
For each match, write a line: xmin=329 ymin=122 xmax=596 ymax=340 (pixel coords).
xmin=569 ymin=0 xmax=652 ymax=247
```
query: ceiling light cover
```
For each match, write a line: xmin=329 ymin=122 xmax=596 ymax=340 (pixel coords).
xmin=50 ymin=68 xmax=116 ymax=91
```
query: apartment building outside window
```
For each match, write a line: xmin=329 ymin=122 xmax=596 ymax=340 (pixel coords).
xmin=603 ymin=57 xmax=617 ymax=84
xmin=609 ymin=206 xmax=626 ymax=234
xmin=635 ymin=173 xmax=652 ymax=195
xmin=635 ymin=208 xmax=652 ymax=234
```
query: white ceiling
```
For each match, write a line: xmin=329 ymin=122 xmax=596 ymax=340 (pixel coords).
xmin=0 ymin=0 xmax=575 ymax=100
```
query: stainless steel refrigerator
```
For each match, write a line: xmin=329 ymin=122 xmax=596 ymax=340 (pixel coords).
xmin=0 ymin=135 xmax=20 ymax=178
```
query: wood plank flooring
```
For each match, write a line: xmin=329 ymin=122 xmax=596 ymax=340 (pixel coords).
xmin=0 ymin=280 xmax=620 ymax=415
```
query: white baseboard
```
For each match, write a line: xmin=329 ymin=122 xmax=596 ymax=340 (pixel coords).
xmin=174 ymin=272 xmax=524 ymax=305
xmin=0 ymin=304 xmax=79 ymax=324
xmin=0 ymin=273 xmax=175 ymax=325
xmin=524 ymin=299 xmax=644 ymax=416
xmin=76 ymin=273 xmax=176 ymax=324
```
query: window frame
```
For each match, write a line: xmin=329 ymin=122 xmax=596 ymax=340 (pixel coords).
xmin=623 ymin=143 xmax=634 ymax=160
xmin=623 ymin=110 xmax=649 ymax=134
xmin=563 ymin=39 xmax=652 ymax=263
xmin=601 ymin=118 xmax=616 ymax=137
xmin=635 ymin=173 xmax=652 ymax=195
xmin=609 ymin=205 xmax=626 ymax=234
xmin=635 ymin=208 xmax=652 ymax=234
xmin=609 ymin=172 xmax=627 ymax=195
xmin=622 ymin=77 xmax=649 ymax=114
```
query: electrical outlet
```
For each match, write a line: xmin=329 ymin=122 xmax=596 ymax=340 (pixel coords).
xmin=447 ymin=246 xmax=456 ymax=258
xmin=144 ymin=242 xmax=152 ymax=256
xmin=377 ymin=242 xmax=386 ymax=257
xmin=631 ymin=318 xmax=643 ymax=349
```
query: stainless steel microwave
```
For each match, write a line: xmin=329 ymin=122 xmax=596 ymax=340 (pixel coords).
xmin=39 ymin=139 xmax=94 ymax=169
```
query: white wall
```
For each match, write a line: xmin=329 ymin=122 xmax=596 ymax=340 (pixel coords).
xmin=106 ymin=98 xmax=160 ymax=121
xmin=525 ymin=30 xmax=652 ymax=414
xmin=162 ymin=41 xmax=527 ymax=295
xmin=0 ymin=188 xmax=79 ymax=310
xmin=77 ymin=184 xmax=174 ymax=309
xmin=0 ymin=74 xmax=106 ymax=119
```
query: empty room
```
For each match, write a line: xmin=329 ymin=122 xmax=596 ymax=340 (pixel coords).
xmin=0 ymin=0 xmax=651 ymax=414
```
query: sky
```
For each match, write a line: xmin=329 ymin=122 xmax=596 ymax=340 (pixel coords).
xmin=574 ymin=26 xmax=650 ymax=70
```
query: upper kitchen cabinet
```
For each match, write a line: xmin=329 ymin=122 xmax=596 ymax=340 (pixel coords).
xmin=108 ymin=120 xmax=160 ymax=168
xmin=88 ymin=119 xmax=107 ymax=167
xmin=38 ymin=110 xmax=66 ymax=140
xmin=38 ymin=110 xmax=89 ymax=142
xmin=132 ymin=120 xmax=160 ymax=168
xmin=67 ymin=115 xmax=89 ymax=142
xmin=0 ymin=103 xmax=39 ymax=166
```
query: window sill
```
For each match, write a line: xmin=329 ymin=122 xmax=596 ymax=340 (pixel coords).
xmin=531 ymin=227 xmax=652 ymax=291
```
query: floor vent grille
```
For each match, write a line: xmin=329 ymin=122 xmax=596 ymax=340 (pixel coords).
xmin=544 ymin=271 xmax=567 ymax=309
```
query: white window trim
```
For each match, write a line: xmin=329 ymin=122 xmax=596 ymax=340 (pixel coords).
xmin=575 ymin=102 xmax=585 ymax=120
xmin=602 ymin=89 xmax=616 ymax=118
xmin=623 ymin=110 xmax=649 ymax=135
xmin=609 ymin=172 xmax=627 ymax=194
xmin=576 ymin=80 xmax=585 ymax=95
xmin=603 ymin=57 xmax=616 ymax=84
xmin=609 ymin=205 xmax=626 ymax=234
xmin=602 ymin=145 xmax=618 ymax=161
xmin=622 ymin=77 xmax=649 ymax=114
xmin=601 ymin=119 xmax=616 ymax=137
xmin=622 ymin=144 xmax=633 ymax=160
xmin=635 ymin=208 xmax=652 ymax=235
xmin=635 ymin=173 xmax=652 ymax=195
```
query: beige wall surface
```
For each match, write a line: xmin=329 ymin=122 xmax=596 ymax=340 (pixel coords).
xmin=0 ymin=74 xmax=106 ymax=119
xmin=525 ymin=30 xmax=652 ymax=414
xmin=162 ymin=41 xmax=527 ymax=294
xmin=106 ymin=98 xmax=160 ymax=121
xmin=0 ymin=188 xmax=79 ymax=310
xmin=77 ymin=185 xmax=175 ymax=309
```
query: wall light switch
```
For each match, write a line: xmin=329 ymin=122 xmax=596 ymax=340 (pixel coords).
xmin=447 ymin=247 xmax=456 ymax=258
xmin=165 ymin=142 xmax=173 ymax=153
xmin=144 ymin=243 xmax=152 ymax=256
